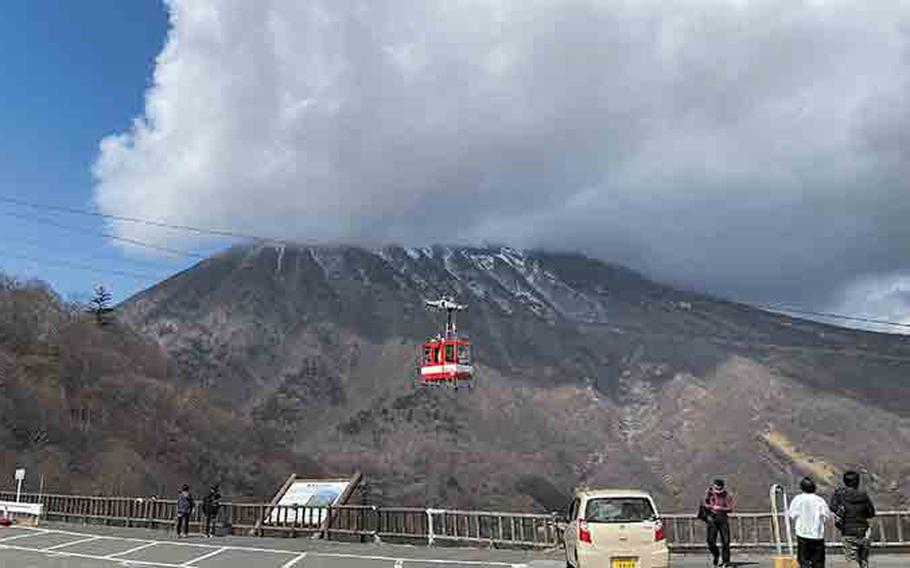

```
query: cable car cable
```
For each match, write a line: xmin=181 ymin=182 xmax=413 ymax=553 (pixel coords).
xmin=0 ymin=195 xmax=297 ymax=246
xmin=2 ymin=236 xmax=909 ymax=363
xmin=2 ymin=194 xmax=909 ymax=333
xmin=0 ymin=250 xmax=166 ymax=281
xmin=0 ymin=234 xmax=185 ymax=272
xmin=0 ymin=210 xmax=208 ymax=259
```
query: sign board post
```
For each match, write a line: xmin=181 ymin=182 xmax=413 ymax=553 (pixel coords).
xmin=14 ymin=469 xmax=25 ymax=503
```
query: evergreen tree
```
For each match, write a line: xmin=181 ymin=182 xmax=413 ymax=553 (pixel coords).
xmin=88 ymin=284 xmax=113 ymax=325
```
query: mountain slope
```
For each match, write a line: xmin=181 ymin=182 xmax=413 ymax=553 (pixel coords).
xmin=0 ymin=274 xmax=320 ymax=499
xmin=121 ymin=245 xmax=910 ymax=511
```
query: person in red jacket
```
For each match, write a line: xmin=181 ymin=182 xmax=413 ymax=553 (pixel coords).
xmin=705 ymin=479 xmax=735 ymax=567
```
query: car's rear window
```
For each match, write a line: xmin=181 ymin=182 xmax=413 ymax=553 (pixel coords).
xmin=584 ymin=498 xmax=655 ymax=523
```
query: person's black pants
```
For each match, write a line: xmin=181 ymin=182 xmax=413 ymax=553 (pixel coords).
xmin=706 ymin=514 xmax=731 ymax=565
xmin=797 ymin=536 xmax=826 ymax=568
xmin=205 ymin=514 xmax=217 ymax=536
xmin=176 ymin=514 xmax=190 ymax=536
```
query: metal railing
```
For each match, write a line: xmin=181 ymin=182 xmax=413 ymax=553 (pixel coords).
xmin=3 ymin=490 xmax=909 ymax=551
xmin=426 ymin=508 xmax=561 ymax=547
xmin=664 ymin=511 xmax=910 ymax=550
xmin=0 ymin=492 xmax=560 ymax=547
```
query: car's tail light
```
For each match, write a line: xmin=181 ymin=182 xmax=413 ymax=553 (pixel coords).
xmin=654 ymin=521 xmax=665 ymax=542
xmin=579 ymin=521 xmax=592 ymax=543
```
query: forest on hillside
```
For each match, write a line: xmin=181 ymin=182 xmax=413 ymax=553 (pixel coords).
xmin=0 ymin=273 xmax=318 ymax=500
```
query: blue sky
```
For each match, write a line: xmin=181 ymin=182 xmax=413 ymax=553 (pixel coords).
xmin=0 ymin=1 xmax=191 ymax=303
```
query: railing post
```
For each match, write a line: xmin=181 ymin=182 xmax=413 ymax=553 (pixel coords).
xmin=426 ymin=509 xmax=436 ymax=546
xmin=324 ymin=506 xmax=333 ymax=540
xmin=371 ymin=506 xmax=380 ymax=542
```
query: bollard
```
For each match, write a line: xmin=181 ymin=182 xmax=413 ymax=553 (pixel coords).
xmin=770 ymin=555 xmax=798 ymax=568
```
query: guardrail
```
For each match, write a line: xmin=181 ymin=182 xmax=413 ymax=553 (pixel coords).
xmin=2 ymin=491 xmax=908 ymax=551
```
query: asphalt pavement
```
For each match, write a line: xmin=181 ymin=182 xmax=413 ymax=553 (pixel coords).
xmin=0 ymin=523 xmax=907 ymax=567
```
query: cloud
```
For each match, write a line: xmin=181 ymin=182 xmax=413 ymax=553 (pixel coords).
xmin=93 ymin=0 xmax=910 ymax=326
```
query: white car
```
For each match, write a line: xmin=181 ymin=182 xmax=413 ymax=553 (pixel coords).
xmin=563 ymin=489 xmax=670 ymax=568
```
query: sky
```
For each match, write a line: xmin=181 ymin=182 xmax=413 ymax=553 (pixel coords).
xmin=3 ymin=1 xmax=910 ymax=332
xmin=0 ymin=1 xmax=176 ymax=302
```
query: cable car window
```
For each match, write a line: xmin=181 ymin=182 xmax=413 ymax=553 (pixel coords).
xmin=457 ymin=344 xmax=471 ymax=364
xmin=445 ymin=344 xmax=455 ymax=363
xmin=431 ymin=347 xmax=440 ymax=363
xmin=424 ymin=346 xmax=433 ymax=364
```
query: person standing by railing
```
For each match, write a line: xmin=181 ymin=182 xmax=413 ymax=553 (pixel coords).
xmin=704 ymin=478 xmax=734 ymax=567
xmin=830 ymin=471 xmax=876 ymax=568
xmin=202 ymin=485 xmax=221 ymax=538
xmin=176 ymin=485 xmax=194 ymax=538
xmin=788 ymin=477 xmax=831 ymax=568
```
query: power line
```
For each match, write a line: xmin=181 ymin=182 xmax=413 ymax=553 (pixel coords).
xmin=1 ymin=242 xmax=909 ymax=362
xmin=1 ymin=194 xmax=909 ymax=331
xmin=0 ymin=210 xmax=207 ymax=259
xmin=754 ymin=303 xmax=910 ymax=330
xmin=0 ymin=195 xmax=290 ymax=244
xmin=0 ymin=251 xmax=165 ymax=281
xmin=0 ymin=233 xmax=183 ymax=272
xmin=596 ymin=321 xmax=910 ymax=364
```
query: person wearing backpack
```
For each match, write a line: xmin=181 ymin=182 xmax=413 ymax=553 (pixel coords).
xmin=176 ymin=485 xmax=194 ymax=538
xmin=830 ymin=471 xmax=876 ymax=568
xmin=704 ymin=479 xmax=735 ymax=567
xmin=202 ymin=484 xmax=221 ymax=538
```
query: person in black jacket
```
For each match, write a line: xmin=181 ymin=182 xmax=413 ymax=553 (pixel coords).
xmin=704 ymin=479 xmax=735 ymax=567
xmin=830 ymin=471 xmax=876 ymax=568
xmin=176 ymin=485 xmax=194 ymax=538
xmin=201 ymin=485 xmax=221 ymax=538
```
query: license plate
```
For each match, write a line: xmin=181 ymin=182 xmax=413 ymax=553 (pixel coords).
xmin=611 ymin=559 xmax=637 ymax=568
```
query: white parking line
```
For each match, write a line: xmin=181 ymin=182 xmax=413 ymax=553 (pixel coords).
xmin=281 ymin=552 xmax=308 ymax=568
xmin=4 ymin=526 xmax=527 ymax=567
xmin=43 ymin=535 xmax=100 ymax=550
xmin=105 ymin=541 xmax=161 ymax=558
xmin=0 ymin=543 xmax=183 ymax=567
xmin=0 ymin=530 xmax=47 ymax=543
xmin=181 ymin=546 xmax=227 ymax=567
xmin=17 ymin=525 xmax=148 ymax=543
xmin=319 ymin=552 xmax=522 ymax=566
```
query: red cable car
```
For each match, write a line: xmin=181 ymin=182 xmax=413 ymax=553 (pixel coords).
xmin=418 ymin=297 xmax=474 ymax=388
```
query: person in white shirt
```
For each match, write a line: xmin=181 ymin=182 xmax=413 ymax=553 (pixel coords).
xmin=788 ymin=477 xmax=831 ymax=568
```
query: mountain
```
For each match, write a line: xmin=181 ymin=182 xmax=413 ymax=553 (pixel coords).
xmin=118 ymin=244 xmax=910 ymax=512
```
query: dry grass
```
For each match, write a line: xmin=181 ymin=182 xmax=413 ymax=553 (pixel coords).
xmin=761 ymin=431 xmax=837 ymax=484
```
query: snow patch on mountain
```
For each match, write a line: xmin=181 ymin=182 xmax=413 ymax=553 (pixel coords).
xmin=470 ymin=254 xmax=496 ymax=272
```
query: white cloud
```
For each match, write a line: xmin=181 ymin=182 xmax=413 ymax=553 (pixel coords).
xmin=93 ymin=0 xmax=910 ymax=325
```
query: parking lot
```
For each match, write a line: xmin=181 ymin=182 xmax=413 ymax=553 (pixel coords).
xmin=1 ymin=523 xmax=908 ymax=567
xmin=0 ymin=523 xmax=548 ymax=568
